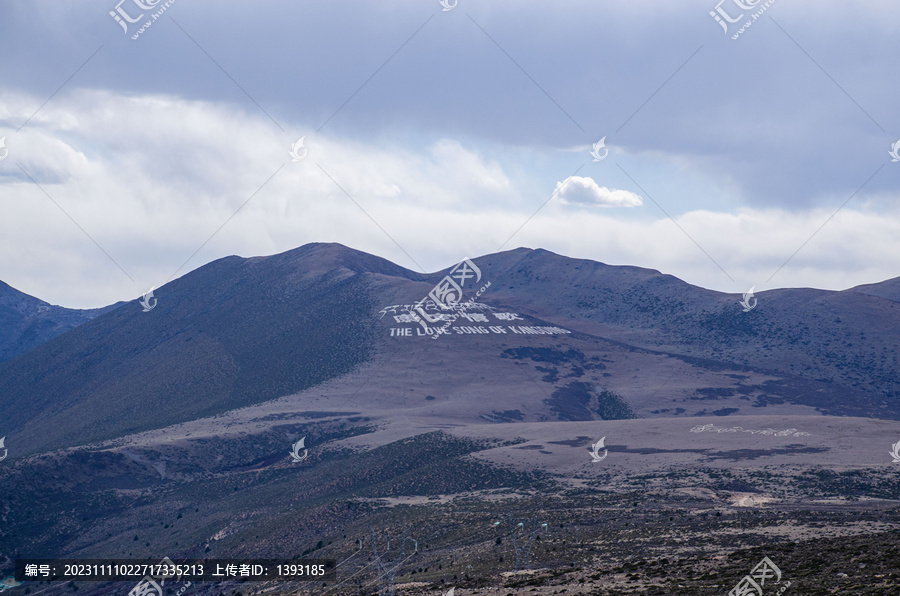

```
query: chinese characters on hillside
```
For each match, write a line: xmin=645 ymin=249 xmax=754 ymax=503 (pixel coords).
xmin=380 ymin=301 xmax=570 ymax=338
xmin=381 ymin=257 xmax=572 ymax=338
xmin=691 ymin=424 xmax=810 ymax=437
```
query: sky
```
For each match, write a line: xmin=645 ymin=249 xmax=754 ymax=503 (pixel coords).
xmin=1 ymin=0 xmax=899 ymax=308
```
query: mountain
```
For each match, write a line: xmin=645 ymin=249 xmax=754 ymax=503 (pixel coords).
xmin=0 ymin=243 xmax=898 ymax=459
xmin=2 ymin=243 xmax=899 ymax=594
xmin=0 ymin=244 xmax=393 ymax=456
xmin=481 ymin=249 xmax=900 ymax=401
xmin=0 ymin=280 xmax=121 ymax=364
xmin=849 ymin=277 xmax=900 ymax=302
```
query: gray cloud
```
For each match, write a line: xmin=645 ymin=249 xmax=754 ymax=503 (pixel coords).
xmin=0 ymin=0 xmax=898 ymax=306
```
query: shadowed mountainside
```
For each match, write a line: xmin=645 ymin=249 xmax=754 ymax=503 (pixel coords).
xmin=479 ymin=249 xmax=900 ymax=401
xmin=0 ymin=243 xmax=898 ymax=458
xmin=0 ymin=280 xmax=121 ymax=364
xmin=0 ymin=244 xmax=393 ymax=455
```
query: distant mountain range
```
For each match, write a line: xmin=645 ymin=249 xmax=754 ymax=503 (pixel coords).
xmin=0 ymin=280 xmax=120 ymax=364
xmin=2 ymin=243 xmax=899 ymax=588
xmin=1 ymin=243 xmax=898 ymax=457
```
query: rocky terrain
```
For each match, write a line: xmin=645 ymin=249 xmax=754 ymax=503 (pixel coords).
xmin=1 ymin=243 xmax=899 ymax=595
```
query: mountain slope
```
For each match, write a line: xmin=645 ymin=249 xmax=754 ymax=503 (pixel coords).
xmin=0 ymin=244 xmax=389 ymax=455
xmin=479 ymin=249 xmax=900 ymax=400
xmin=0 ymin=280 xmax=120 ymax=363
xmin=1 ymin=244 xmax=899 ymax=595
xmin=849 ymin=277 xmax=900 ymax=302
xmin=1 ymin=243 xmax=898 ymax=458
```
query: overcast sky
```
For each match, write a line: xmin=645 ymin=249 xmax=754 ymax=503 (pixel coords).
xmin=1 ymin=0 xmax=899 ymax=308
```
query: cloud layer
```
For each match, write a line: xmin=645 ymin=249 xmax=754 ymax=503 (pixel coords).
xmin=1 ymin=88 xmax=898 ymax=308
xmin=0 ymin=1 xmax=898 ymax=307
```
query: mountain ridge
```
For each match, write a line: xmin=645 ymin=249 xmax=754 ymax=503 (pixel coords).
xmin=1 ymin=242 xmax=897 ymax=458
xmin=0 ymin=279 xmax=122 ymax=364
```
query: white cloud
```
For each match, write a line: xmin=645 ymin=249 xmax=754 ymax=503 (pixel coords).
xmin=554 ymin=176 xmax=643 ymax=208
xmin=1 ymin=89 xmax=898 ymax=309
xmin=430 ymin=140 xmax=510 ymax=194
xmin=0 ymin=89 xmax=521 ymax=307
